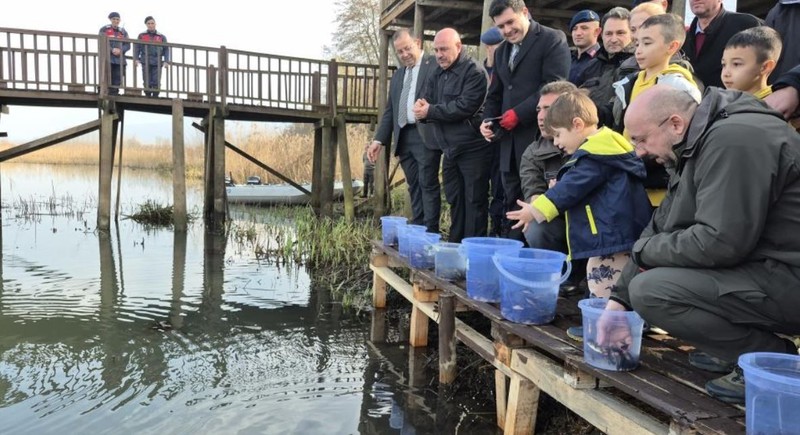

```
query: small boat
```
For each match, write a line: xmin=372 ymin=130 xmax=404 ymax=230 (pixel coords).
xmin=226 ymin=180 xmax=364 ymax=205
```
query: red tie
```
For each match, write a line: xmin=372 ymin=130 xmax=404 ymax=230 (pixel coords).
xmin=695 ymin=32 xmax=706 ymax=56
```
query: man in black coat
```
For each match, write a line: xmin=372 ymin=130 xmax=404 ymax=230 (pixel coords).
xmin=367 ymin=29 xmax=441 ymax=232
xmin=683 ymin=0 xmax=761 ymax=89
xmin=480 ymin=0 xmax=570 ymax=241
xmin=414 ymin=28 xmax=491 ymax=242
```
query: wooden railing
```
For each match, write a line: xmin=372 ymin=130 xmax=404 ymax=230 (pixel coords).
xmin=0 ymin=27 xmax=389 ymax=116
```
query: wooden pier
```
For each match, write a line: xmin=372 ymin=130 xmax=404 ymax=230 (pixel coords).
xmin=370 ymin=240 xmax=746 ymax=434
xmin=0 ymin=27 xmax=390 ymax=229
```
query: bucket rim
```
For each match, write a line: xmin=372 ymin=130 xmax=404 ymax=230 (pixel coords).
xmin=739 ymin=352 xmax=800 ymax=387
xmin=461 ymin=237 xmax=525 ymax=247
xmin=494 ymin=247 xmax=568 ymax=261
xmin=492 ymin=254 xmax=571 ymax=288
xmin=380 ymin=215 xmax=408 ymax=221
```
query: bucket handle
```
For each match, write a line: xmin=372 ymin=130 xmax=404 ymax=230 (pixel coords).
xmin=491 ymin=255 xmax=572 ymax=288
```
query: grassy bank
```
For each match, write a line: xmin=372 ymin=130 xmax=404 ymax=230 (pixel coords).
xmin=0 ymin=124 xmax=372 ymax=184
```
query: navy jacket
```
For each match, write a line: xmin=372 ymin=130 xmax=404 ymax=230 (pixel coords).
xmin=420 ymin=50 xmax=488 ymax=159
xmin=135 ymin=31 xmax=170 ymax=64
xmin=532 ymin=127 xmax=651 ymax=259
xmin=99 ymin=25 xmax=130 ymax=65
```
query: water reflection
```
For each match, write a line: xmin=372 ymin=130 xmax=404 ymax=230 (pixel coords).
xmin=0 ymin=163 xmax=498 ymax=434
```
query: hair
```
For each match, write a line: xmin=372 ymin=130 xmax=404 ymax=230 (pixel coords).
xmin=489 ymin=0 xmax=526 ymax=18
xmin=544 ymin=89 xmax=599 ymax=131
xmin=639 ymin=13 xmax=686 ymax=45
xmin=601 ymin=7 xmax=631 ymax=29
xmin=540 ymin=80 xmax=578 ymax=97
xmin=725 ymin=27 xmax=783 ymax=64
xmin=631 ymin=2 xmax=666 ymax=17
xmin=392 ymin=28 xmax=415 ymax=43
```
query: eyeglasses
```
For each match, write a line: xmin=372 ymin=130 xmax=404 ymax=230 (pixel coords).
xmin=630 ymin=115 xmax=671 ymax=149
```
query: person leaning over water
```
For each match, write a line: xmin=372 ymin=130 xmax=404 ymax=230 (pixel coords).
xmin=135 ymin=16 xmax=170 ymax=97
xmin=597 ymin=84 xmax=800 ymax=405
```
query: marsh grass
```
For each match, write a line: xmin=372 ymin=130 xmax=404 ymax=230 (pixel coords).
xmin=126 ymin=200 xmax=196 ymax=227
xmin=0 ymin=124 xmax=372 ymax=185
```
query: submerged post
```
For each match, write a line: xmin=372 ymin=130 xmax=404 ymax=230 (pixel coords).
xmin=172 ymin=99 xmax=187 ymax=231
xmin=335 ymin=115 xmax=355 ymax=222
xmin=211 ymin=105 xmax=227 ymax=225
xmin=98 ymin=100 xmax=116 ymax=231
xmin=438 ymin=292 xmax=457 ymax=384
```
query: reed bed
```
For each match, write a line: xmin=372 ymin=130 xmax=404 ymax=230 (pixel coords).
xmin=0 ymin=123 xmax=372 ymax=184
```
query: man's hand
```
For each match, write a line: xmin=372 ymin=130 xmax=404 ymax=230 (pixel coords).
xmin=367 ymin=140 xmax=382 ymax=164
xmin=499 ymin=109 xmax=519 ymax=130
xmin=111 ymin=47 xmax=121 ymax=56
xmin=413 ymin=98 xmax=429 ymax=120
xmin=765 ymin=86 xmax=800 ymax=120
xmin=480 ymin=120 xmax=495 ymax=141
xmin=596 ymin=299 xmax=632 ymax=349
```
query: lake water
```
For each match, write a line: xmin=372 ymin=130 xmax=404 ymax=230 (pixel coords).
xmin=0 ymin=163 xmax=497 ymax=434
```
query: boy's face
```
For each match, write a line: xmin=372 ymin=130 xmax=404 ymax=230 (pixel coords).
xmin=552 ymin=125 xmax=585 ymax=155
xmin=635 ymin=25 xmax=675 ymax=71
xmin=721 ymin=46 xmax=764 ymax=94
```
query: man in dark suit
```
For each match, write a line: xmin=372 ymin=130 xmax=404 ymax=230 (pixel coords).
xmin=480 ymin=0 xmax=571 ymax=242
xmin=683 ymin=0 xmax=761 ymax=89
xmin=368 ymin=29 xmax=441 ymax=232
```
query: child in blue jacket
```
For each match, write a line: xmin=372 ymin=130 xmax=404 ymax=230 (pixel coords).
xmin=508 ymin=90 xmax=652 ymax=299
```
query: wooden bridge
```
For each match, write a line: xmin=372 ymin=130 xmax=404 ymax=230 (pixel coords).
xmin=0 ymin=27 xmax=392 ymax=230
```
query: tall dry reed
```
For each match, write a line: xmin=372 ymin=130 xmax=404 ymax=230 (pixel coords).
xmin=0 ymin=124 xmax=372 ymax=184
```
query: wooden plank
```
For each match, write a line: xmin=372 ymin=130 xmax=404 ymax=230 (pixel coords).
xmin=512 ymin=349 xmax=668 ymax=435
xmin=0 ymin=118 xmax=103 ymax=162
xmin=409 ymin=305 xmax=429 ymax=347
xmin=412 ymin=284 xmax=440 ymax=302
xmin=369 ymin=265 xmax=438 ymax=320
xmin=504 ymin=373 xmax=540 ymax=434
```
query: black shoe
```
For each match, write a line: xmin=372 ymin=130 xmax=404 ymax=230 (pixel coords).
xmin=688 ymin=351 xmax=735 ymax=373
xmin=705 ymin=366 xmax=745 ymax=404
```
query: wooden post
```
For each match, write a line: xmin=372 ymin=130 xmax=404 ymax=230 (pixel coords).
xmin=371 ymin=251 xmax=388 ymax=308
xmin=320 ymin=118 xmax=336 ymax=217
xmin=335 ymin=114 xmax=355 ymax=222
xmin=311 ymin=124 xmax=323 ymax=212
xmin=496 ymin=370 xmax=509 ymax=430
xmin=374 ymin=31 xmax=390 ymax=218
xmin=170 ymin=229 xmax=187 ymax=330
xmin=413 ymin=4 xmax=425 ymax=40
xmin=97 ymin=100 xmax=115 ymax=231
xmin=438 ymin=293 xmax=456 ymax=384
xmin=672 ymin=0 xmax=687 ymax=18
xmin=172 ymin=99 xmax=187 ymax=231
xmin=212 ymin=105 xmax=227 ymax=225
xmin=409 ymin=305 xmax=429 ymax=347
xmin=98 ymin=34 xmax=109 ymax=97
xmin=408 ymin=346 xmax=427 ymax=388
xmin=203 ymin=108 xmax=215 ymax=219
xmin=218 ymin=46 xmax=228 ymax=109
xmin=114 ymin=109 xmax=125 ymax=222
xmin=504 ymin=374 xmax=540 ymax=435
xmin=370 ymin=308 xmax=387 ymax=342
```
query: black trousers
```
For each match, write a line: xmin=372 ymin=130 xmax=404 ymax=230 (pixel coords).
xmin=488 ymin=144 xmax=506 ymax=235
xmin=397 ymin=125 xmax=442 ymax=233
xmin=142 ymin=63 xmax=161 ymax=97
xmin=442 ymin=145 xmax=492 ymax=242
xmin=629 ymin=260 xmax=800 ymax=363
xmin=109 ymin=63 xmax=124 ymax=95
xmin=501 ymin=149 xmax=525 ymax=243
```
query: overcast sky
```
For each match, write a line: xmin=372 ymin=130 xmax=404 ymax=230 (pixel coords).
xmin=1 ymin=1 xmax=339 ymax=142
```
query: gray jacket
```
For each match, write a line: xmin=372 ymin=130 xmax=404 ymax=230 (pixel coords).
xmin=612 ymin=88 xmax=800 ymax=307
xmin=519 ymin=136 xmax=567 ymax=201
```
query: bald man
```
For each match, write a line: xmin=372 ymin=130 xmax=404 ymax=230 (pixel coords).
xmin=597 ymin=85 xmax=800 ymax=405
xmin=414 ymin=28 xmax=491 ymax=242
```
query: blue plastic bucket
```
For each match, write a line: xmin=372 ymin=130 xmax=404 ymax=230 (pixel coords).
xmin=739 ymin=352 xmax=800 ymax=434
xmin=460 ymin=237 xmax=524 ymax=302
xmin=380 ymin=216 xmax=407 ymax=246
xmin=492 ymin=248 xmax=571 ymax=324
xmin=409 ymin=232 xmax=441 ymax=269
xmin=578 ymin=298 xmax=644 ymax=371
xmin=434 ymin=242 xmax=466 ymax=281
xmin=398 ymin=224 xmax=426 ymax=259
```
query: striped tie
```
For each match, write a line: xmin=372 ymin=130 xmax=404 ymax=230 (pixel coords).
xmin=509 ymin=44 xmax=519 ymax=71
xmin=397 ymin=67 xmax=412 ymax=128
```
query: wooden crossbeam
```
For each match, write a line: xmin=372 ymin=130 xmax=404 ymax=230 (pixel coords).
xmin=0 ymin=118 xmax=107 ymax=162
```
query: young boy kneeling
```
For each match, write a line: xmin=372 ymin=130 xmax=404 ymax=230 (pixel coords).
xmin=507 ymin=90 xmax=652 ymax=300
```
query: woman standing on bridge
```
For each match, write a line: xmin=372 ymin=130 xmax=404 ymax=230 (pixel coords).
xmin=135 ymin=16 xmax=170 ymax=97
xmin=99 ymin=12 xmax=130 ymax=95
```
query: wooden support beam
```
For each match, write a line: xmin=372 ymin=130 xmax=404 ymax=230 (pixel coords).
xmin=0 ymin=118 xmax=105 ymax=162
xmin=311 ymin=124 xmax=323 ymax=212
xmin=371 ymin=252 xmax=389 ymax=308
xmin=504 ymin=374 xmax=540 ymax=435
xmin=413 ymin=3 xmax=425 ymax=40
xmin=418 ymin=0 xmax=482 ymax=10
xmin=371 ymin=308 xmax=387 ymax=342
xmin=191 ymin=122 xmax=311 ymax=196
xmin=335 ymin=115 xmax=355 ymax=222
xmin=408 ymin=346 xmax=427 ymax=387
xmin=511 ymin=349 xmax=667 ymax=435
xmin=492 ymin=323 xmax=525 ymax=367
xmin=438 ymin=293 xmax=456 ymax=384
xmin=496 ymin=370 xmax=508 ymax=430
xmin=203 ymin=110 xmax=215 ymax=219
xmin=212 ymin=107 xmax=227 ymax=225
xmin=173 ymin=99 xmax=188 ymax=231
xmin=319 ymin=120 xmax=336 ymax=217
xmin=97 ymin=102 xmax=115 ymax=231
xmin=113 ymin=109 xmax=125 ymax=222
xmin=409 ymin=305 xmax=429 ymax=347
